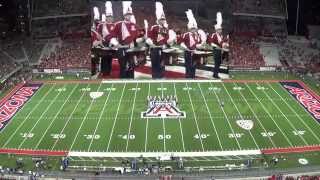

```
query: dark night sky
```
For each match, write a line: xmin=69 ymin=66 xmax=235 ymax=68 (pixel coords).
xmin=287 ymin=0 xmax=320 ymax=35
xmin=0 ymin=0 xmax=320 ymax=35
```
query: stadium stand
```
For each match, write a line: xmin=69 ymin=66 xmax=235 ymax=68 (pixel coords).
xmin=38 ymin=38 xmax=91 ymax=70
xmin=229 ymin=37 xmax=265 ymax=69
xmin=279 ymin=38 xmax=320 ymax=71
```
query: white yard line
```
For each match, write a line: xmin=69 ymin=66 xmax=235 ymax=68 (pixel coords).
xmin=125 ymin=83 xmax=139 ymax=152
xmin=256 ymin=83 xmax=308 ymax=145
xmin=51 ymin=84 xmax=90 ymax=150
xmin=34 ymin=84 xmax=79 ymax=149
xmin=2 ymin=84 xmax=56 ymax=147
xmin=209 ymin=82 xmax=242 ymax=150
xmin=144 ymin=83 xmax=151 ymax=152
xmin=222 ymin=83 xmax=260 ymax=150
xmin=68 ymin=83 xmax=103 ymax=151
xmin=18 ymin=84 xmax=67 ymax=149
xmin=245 ymin=83 xmax=294 ymax=147
xmin=197 ymin=83 xmax=223 ymax=150
xmin=233 ymin=82 xmax=276 ymax=148
xmin=106 ymin=83 xmax=127 ymax=151
xmin=269 ymin=83 xmax=320 ymax=143
xmin=160 ymin=82 xmax=166 ymax=152
xmin=185 ymin=82 xmax=205 ymax=151
xmin=173 ymin=83 xmax=186 ymax=152
xmin=87 ymin=84 xmax=114 ymax=151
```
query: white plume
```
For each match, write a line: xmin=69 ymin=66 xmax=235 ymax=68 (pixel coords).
xmin=216 ymin=12 xmax=222 ymax=26
xmin=155 ymin=2 xmax=165 ymax=21
xmin=122 ymin=1 xmax=133 ymax=15
xmin=93 ymin=7 xmax=100 ymax=20
xmin=186 ymin=9 xmax=197 ymax=29
xmin=105 ymin=1 xmax=113 ymax=16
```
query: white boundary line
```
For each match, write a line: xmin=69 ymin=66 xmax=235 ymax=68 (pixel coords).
xmin=256 ymin=82 xmax=308 ymax=146
xmin=102 ymin=79 xmax=222 ymax=84
xmin=209 ymin=82 xmax=242 ymax=150
xmin=2 ymin=84 xmax=55 ymax=147
xmin=245 ymin=83 xmax=294 ymax=147
xmin=144 ymin=83 xmax=151 ymax=152
xmin=106 ymin=83 xmax=127 ymax=151
xmin=160 ymin=82 xmax=166 ymax=152
xmin=68 ymin=150 xmax=261 ymax=158
xmin=233 ymin=82 xmax=276 ymax=148
xmin=222 ymin=83 xmax=260 ymax=150
xmin=51 ymin=84 xmax=90 ymax=150
xmin=269 ymin=83 xmax=320 ymax=143
xmin=68 ymin=83 xmax=103 ymax=151
xmin=87 ymin=83 xmax=114 ymax=151
xmin=125 ymin=83 xmax=139 ymax=151
xmin=18 ymin=84 xmax=66 ymax=149
xmin=173 ymin=83 xmax=186 ymax=152
xmin=197 ymin=83 xmax=223 ymax=150
xmin=185 ymin=82 xmax=205 ymax=151
xmin=34 ymin=84 xmax=79 ymax=149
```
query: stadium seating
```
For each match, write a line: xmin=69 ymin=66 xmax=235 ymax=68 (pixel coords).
xmin=229 ymin=37 xmax=265 ymax=69
xmin=38 ymin=38 xmax=91 ymax=69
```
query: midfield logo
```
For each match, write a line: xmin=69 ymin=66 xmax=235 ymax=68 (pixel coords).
xmin=141 ymin=96 xmax=186 ymax=118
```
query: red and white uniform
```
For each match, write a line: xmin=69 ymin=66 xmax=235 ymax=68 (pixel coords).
xmin=181 ymin=32 xmax=202 ymax=50
xmin=97 ymin=22 xmax=115 ymax=43
xmin=112 ymin=20 xmax=138 ymax=46
xmin=147 ymin=25 xmax=169 ymax=46
xmin=207 ymin=32 xmax=229 ymax=48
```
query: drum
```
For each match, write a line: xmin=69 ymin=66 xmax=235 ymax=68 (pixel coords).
xmin=126 ymin=47 xmax=148 ymax=67
xmin=193 ymin=50 xmax=212 ymax=65
xmin=162 ymin=48 xmax=183 ymax=65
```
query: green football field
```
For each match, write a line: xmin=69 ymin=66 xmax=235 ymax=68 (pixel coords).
xmin=0 ymin=79 xmax=320 ymax=158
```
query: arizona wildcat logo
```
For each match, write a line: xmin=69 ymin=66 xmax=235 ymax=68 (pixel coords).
xmin=281 ymin=81 xmax=320 ymax=122
xmin=0 ymin=83 xmax=42 ymax=131
xmin=141 ymin=95 xmax=186 ymax=119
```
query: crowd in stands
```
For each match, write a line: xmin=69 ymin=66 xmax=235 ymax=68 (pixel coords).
xmin=229 ymin=37 xmax=265 ymax=69
xmin=279 ymin=39 xmax=320 ymax=79
xmin=38 ymin=38 xmax=90 ymax=70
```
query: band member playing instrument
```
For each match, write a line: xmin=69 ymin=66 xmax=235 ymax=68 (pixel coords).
xmin=111 ymin=1 xmax=144 ymax=78
xmin=96 ymin=1 xmax=118 ymax=76
xmin=207 ymin=12 xmax=229 ymax=79
xmin=146 ymin=2 xmax=175 ymax=78
xmin=180 ymin=9 xmax=203 ymax=78
xmin=91 ymin=7 xmax=103 ymax=75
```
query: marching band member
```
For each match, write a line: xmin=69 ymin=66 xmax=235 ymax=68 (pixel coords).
xmin=111 ymin=1 xmax=143 ymax=78
xmin=145 ymin=2 xmax=176 ymax=78
xmin=207 ymin=12 xmax=229 ymax=79
xmin=180 ymin=9 xmax=203 ymax=78
xmin=91 ymin=7 xmax=103 ymax=75
xmin=96 ymin=1 xmax=118 ymax=76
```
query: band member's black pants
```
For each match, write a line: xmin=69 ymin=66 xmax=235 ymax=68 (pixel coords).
xmin=117 ymin=48 xmax=134 ymax=79
xmin=184 ymin=51 xmax=196 ymax=78
xmin=213 ymin=48 xmax=222 ymax=78
xmin=150 ymin=47 xmax=165 ymax=78
xmin=91 ymin=55 xmax=99 ymax=76
xmin=101 ymin=54 xmax=113 ymax=75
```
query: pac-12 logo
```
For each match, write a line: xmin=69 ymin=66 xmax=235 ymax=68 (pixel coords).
xmin=141 ymin=95 xmax=186 ymax=119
